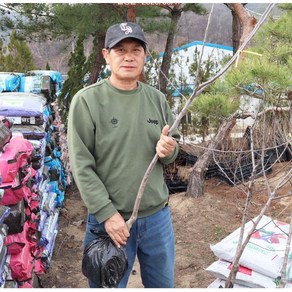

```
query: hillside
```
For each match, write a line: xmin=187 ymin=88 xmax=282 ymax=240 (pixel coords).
xmin=27 ymin=3 xmax=276 ymax=74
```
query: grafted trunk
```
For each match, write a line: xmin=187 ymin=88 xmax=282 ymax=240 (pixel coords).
xmin=186 ymin=116 xmax=237 ymax=197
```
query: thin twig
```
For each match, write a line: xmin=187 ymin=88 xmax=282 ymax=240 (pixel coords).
xmin=279 ymin=213 xmax=292 ymax=287
xmin=272 ymin=193 xmax=292 ymax=200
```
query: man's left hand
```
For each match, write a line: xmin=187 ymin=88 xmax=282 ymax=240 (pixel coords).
xmin=156 ymin=125 xmax=177 ymax=158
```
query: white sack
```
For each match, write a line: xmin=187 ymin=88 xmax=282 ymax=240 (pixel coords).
xmin=210 ymin=215 xmax=291 ymax=279
xmin=205 ymin=259 xmax=279 ymax=288
xmin=207 ymin=278 xmax=249 ymax=288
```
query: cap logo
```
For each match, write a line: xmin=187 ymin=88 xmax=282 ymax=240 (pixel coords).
xmin=120 ymin=23 xmax=133 ymax=35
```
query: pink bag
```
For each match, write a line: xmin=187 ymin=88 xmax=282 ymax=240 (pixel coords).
xmin=0 ymin=137 xmax=33 ymax=183
xmin=0 ymin=184 xmax=31 ymax=206
xmin=18 ymin=281 xmax=33 ymax=288
xmin=5 ymin=221 xmax=30 ymax=255
xmin=8 ymin=240 xmax=34 ymax=281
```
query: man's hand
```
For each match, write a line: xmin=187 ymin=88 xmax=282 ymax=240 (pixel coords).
xmin=156 ymin=125 xmax=177 ymax=158
xmin=104 ymin=212 xmax=130 ymax=248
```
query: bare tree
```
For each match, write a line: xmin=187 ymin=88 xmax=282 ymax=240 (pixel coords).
xmin=126 ymin=3 xmax=276 ymax=229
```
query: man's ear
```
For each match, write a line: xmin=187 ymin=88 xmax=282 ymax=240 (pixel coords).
xmin=102 ymin=48 xmax=109 ymax=64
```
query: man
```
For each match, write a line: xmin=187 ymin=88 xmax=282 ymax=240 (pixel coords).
xmin=68 ymin=22 xmax=180 ymax=288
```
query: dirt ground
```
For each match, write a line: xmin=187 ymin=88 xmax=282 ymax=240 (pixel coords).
xmin=39 ymin=162 xmax=292 ymax=288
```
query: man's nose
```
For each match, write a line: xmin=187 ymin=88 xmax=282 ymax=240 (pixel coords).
xmin=124 ymin=51 xmax=134 ymax=61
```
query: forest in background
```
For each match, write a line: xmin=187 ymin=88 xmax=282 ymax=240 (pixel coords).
xmin=3 ymin=3 xmax=277 ymax=75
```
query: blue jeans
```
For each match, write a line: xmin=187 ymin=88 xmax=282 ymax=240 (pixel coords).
xmin=84 ymin=206 xmax=175 ymax=288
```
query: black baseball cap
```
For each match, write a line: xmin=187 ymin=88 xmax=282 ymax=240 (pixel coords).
xmin=105 ymin=22 xmax=147 ymax=49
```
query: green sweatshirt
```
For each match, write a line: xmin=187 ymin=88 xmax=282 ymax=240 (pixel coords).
xmin=68 ymin=79 xmax=180 ymax=223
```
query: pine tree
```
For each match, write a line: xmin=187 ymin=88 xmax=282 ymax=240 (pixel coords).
xmin=57 ymin=36 xmax=89 ymax=128
xmin=0 ymin=30 xmax=34 ymax=72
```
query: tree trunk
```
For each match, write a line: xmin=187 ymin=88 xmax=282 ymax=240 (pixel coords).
xmin=231 ymin=3 xmax=257 ymax=48
xmin=125 ymin=5 xmax=146 ymax=83
xmin=186 ymin=116 xmax=237 ymax=197
xmin=88 ymin=34 xmax=105 ymax=85
xmin=231 ymin=9 xmax=241 ymax=54
xmin=226 ymin=3 xmax=256 ymax=55
xmin=127 ymin=5 xmax=136 ymax=22
xmin=158 ymin=4 xmax=182 ymax=94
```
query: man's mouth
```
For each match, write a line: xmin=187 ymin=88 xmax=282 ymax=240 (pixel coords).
xmin=122 ymin=66 xmax=135 ymax=69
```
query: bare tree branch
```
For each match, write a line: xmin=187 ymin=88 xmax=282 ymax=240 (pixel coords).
xmin=126 ymin=3 xmax=276 ymax=230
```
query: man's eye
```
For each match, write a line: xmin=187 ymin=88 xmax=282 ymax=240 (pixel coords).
xmin=114 ymin=48 xmax=124 ymax=53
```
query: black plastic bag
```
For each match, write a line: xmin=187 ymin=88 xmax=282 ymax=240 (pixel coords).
xmin=82 ymin=232 xmax=128 ymax=288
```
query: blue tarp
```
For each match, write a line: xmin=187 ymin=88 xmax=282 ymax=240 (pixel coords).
xmin=0 ymin=73 xmax=23 ymax=93
xmin=27 ymin=70 xmax=63 ymax=96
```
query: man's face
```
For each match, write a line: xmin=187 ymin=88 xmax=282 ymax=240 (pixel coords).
xmin=103 ymin=38 xmax=146 ymax=83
